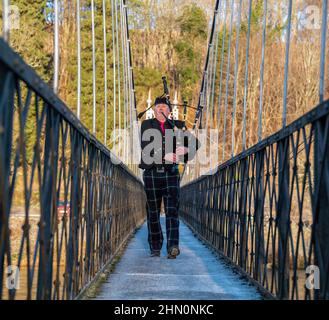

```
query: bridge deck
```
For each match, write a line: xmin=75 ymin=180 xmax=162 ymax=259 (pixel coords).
xmin=94 ymin=216 xmax=261 ymax=300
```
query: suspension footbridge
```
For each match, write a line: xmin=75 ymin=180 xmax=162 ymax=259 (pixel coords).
xmin=0 ymin=0 xmax=328 ymax=300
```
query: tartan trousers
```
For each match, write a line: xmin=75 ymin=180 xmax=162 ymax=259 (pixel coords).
xmin=142 ymin=167 xmax=180 ymax=253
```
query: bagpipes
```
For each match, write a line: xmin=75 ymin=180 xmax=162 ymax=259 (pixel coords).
xmin=137 ymin=77 xmax=200 ymax=167
xmin=137 ymin=76 xmax=198 ymax=131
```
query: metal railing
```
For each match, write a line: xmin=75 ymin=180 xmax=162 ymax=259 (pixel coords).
xmin=180 ymin=98 xmax=329 ymax=300
xmin=0 ymin=39 xmax=146 ymax=300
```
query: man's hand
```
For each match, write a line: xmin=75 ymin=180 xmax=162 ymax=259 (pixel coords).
xmin=175 ymin=146 xmax=189 ymax=156
xmin=164 ymin=148 xmax=188 ymax=163
xmin=164 ymin=153 xmax=177 ymax=163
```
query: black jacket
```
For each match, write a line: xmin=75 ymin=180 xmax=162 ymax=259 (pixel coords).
xmin=139 ymin=118 xmax=200 ymax=170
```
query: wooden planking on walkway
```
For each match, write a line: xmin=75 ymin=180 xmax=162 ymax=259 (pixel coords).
xmin=94 ymin=216 xmax=262 ymax=300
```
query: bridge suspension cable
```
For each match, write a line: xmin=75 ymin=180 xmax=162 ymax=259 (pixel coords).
xmin=115 ymin=0 xmax=122 ymax=152
xmin=111 ymin=0 xmax=117 ymax=147
xmin=242 ymin=0 xmax=253 ymax=151
xmin=70 ymin=0 xmax=139 ymax=172
xmin=282 ymin=0 xmax=293 ymax=128
xmin=231 ymin=0 xmax=242 ymax=158
xmin=189 ymin=0 xmax=329 ymax=177
xmin=222 ymin=0 xmax=235 ymax=161
xmin=2 ymin=0 xmax=10 ymax=42
xmin=76 ymin=0 xmax=81 ymax=119
xmin=53 ymin=0 xmax=59 ymax=94
xmin=103 ymin=0 xmax=108 ymax=145
xmin=217 ymin=0 xmax=228 ymax=132
xmin=91 ymin=0 xmax=97 ymax=134
xmin=258 ymin=0 xmax=268 ymax=142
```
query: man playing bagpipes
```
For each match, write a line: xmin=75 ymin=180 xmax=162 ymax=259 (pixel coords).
xmin=138 ymin=78 xmax=200 ymax=259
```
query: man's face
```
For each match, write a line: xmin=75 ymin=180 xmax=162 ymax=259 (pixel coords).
xmin=154 ymin=103 xmax=170 ymax=122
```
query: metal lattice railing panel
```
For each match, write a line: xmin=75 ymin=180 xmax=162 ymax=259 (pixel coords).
xmin=0 ymin=39 xmax=146 ymax=300
xmin=180 ymin=99 xmax=329 ymax=300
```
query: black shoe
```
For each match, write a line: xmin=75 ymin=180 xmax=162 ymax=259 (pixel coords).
xmin=150 ymin=250 xmax=160 ymax=257
xmin=167 ymin=246 xmax=180 ymax=259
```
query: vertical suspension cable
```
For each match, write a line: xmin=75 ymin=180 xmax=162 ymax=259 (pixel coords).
xmin=103 ymin=0 xmax=108 ymax=145
xmin=208 ymin=41 xmax=216 ymax=169
xmin=282 ymin=0 xmax=293 ymax=128
xmin=115 ymin=0 xmax=122 ymax=154
xmin=91 ymin=0 xmax=97 ymax=135
xmin=258 ymin=0 xmax=268 ymax=142
xmin=123 ymin=0 xmax=138 ymax=171
xmin=111 ymin=0 xmax=117 ymax=147
xmin=184 ymin=0 xmax=221 ymax=180
xmin=123 ymin=4 xmax=130 ymax=139
xmin=128 ymin=41 xmax=137 ymax=120
xmin=123 ymin=3 xmax=131 ymax=126
xmin=123 ymin=33 xmax=129 ymax=118
xmin=208 ymin=52 xmax=214 ymax=108
xmin=120 ymin=0 xmax=128 ymax=162
xmin=53 ymin=0 xmax=59 ymax=94
xmin=205 ymin=11 xmax=221 ymax=170
xmin=206 ymin=57 xmax=213 ymax=129
xmin=193 ymin=0 xmax=221 ymax=130
xmin=122 ymin=1 xmax=130 ymax=163
xmin=319 ymin=0 xmax=328 ymax=103
xmin=202 ymin=74 xmax=208 ymax=130
xmin=124 ymin=6 xmax=131 ymax=165
xmin=222 ymin=0 xmax=235 ymax=162
xmin=207 ymin=19 xmax=220 ymax=169
xmin=119 ymin=0 xmax=125 ymax=159
xmin=76 ymin=0 xmax=81 ymax=119
xmin=128 ymin=42 xmax=133 ymax=127
xmin=204 ymin=69 xmax=209 ymax=130
xmin=242 ymin=0 xmax=252 ymax=151
xmin=210 ymin=0 xmax=223 ymax=124
xmin=210 ymin=29 xmax=220 ymax=122
xmin=205 ymin=63 xmax=210 ymax=129
xmin=217 ymin=0 xmax=228 ymax=130
xmin=206 ymin=3 xmax=220 ymax=130
xmin=2 ymin=0 xmax=10 ymax=42
xmin=231 ymin=0 xmax=242 ymax=157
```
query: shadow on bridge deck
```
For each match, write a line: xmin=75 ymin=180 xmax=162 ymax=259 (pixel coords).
xmin=92 ymin=217 xmax=262 ymax=300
